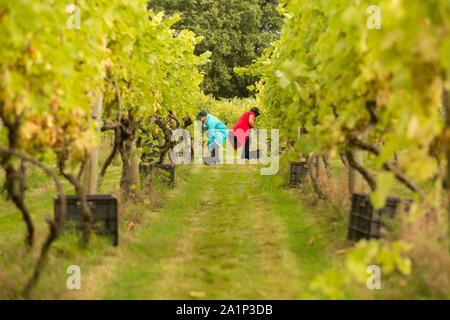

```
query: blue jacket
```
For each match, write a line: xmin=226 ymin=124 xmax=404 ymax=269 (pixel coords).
xmin=202 ymin=114 xmax=229 ymax=149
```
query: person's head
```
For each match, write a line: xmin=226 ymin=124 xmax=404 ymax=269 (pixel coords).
xmin=250 ymin=107 xmax=260 ymax=117
xmin=196 ymin=110 xmax=208 ymax=122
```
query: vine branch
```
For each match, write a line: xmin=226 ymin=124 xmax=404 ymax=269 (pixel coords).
xmin=349 ymin=137 xmax=425 ymax=200
xmin=345 ymin=150 xmax=376 ymax=191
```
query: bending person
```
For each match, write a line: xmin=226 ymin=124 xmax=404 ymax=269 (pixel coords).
xmin=196 ymin=110 xmax=229 ymax=165
xmin=229 ymin=107 xmax=261 ymax=160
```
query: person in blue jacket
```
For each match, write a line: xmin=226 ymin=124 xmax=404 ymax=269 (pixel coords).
xmin=196 ymin=110 xmax=229 ymax=165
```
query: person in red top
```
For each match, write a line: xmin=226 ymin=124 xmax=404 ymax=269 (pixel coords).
xmin=229 ymin=107 xmax=261 ymax=160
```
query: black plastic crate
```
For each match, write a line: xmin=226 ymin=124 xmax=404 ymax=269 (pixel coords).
xmin=54 ymin=194 xmax=118 ymax=246
xmin=140 ymin=163 xmax=175 ymax=187
xmin=348 ymin=193 xmax=412 ymax=242
xmin=290 ymin=162 xmax=308 ymax=186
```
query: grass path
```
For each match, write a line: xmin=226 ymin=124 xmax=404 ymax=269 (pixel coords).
xmin=65 ymin=164 xmax=344 ymax=300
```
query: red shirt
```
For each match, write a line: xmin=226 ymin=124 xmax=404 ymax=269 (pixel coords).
xmin=229 ymin=111 xmax=255 ymax=150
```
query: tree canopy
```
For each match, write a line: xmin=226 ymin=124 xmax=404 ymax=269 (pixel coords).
xmin=147 ymin=0 xmax=282 ymax=99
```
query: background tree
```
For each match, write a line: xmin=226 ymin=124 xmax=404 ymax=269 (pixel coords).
xmin=147 ymin=0 xmax=282 ymax=98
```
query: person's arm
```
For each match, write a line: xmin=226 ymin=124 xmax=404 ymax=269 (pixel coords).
xmin=249 ymin=114 xmax=256 ymax=129
xmin=208 ymin=124 xmax=216 ymax=149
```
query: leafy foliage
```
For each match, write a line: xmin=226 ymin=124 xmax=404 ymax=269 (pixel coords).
xmin=103 ymin=8 xmax=209 ymax=127
xmin=0 ymin=0 xmax=209 ymax=295
xmin=207 ymin=98 xmax=260 ymax=126
xmin=0 ymin=0 xmax=208 ymax=166
xmin=0 ymin=0 xmax=107 ymax=165
xmin=243 ymin=0 xmax=450 ymax=206
xmin=147 ymin=0 xmax=283 ymax=98
xmin=307 ymin=240 xmax=412 ymax=299
xmin=241 ymin=0 xmax=450 ymax=298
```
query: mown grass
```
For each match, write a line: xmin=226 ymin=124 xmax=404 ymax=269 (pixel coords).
xmin=71 ymin=164 xmax=349 ymax=300
xmin=0 ymin=163 xmax=123 ymax=299
xmin=0 ymin=144 xmax=125 ymax=298
xmin=1 ymin=158 xmax=351 ymax=299
xmin=2 ymin=149 xmax=443 ymax=299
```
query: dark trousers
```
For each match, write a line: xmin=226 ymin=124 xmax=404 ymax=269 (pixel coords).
xmin=241 ymin=135 xmax=251 ymax=159
xmin=232 ymin=133 xmax=260 ymax=160
xmin=233 ymin=135 xmax=250 ymax=159
xmin=204 ymin=142 xmax=220 ymax=165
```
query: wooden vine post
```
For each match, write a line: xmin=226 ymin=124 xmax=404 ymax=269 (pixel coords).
xmin=83 ymin=91 xmax=103 ymax=194
xmin=130 ymin=141 xmax=141 ymax=189
xmin=443 ymin=88 xmax=450 ymax=249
